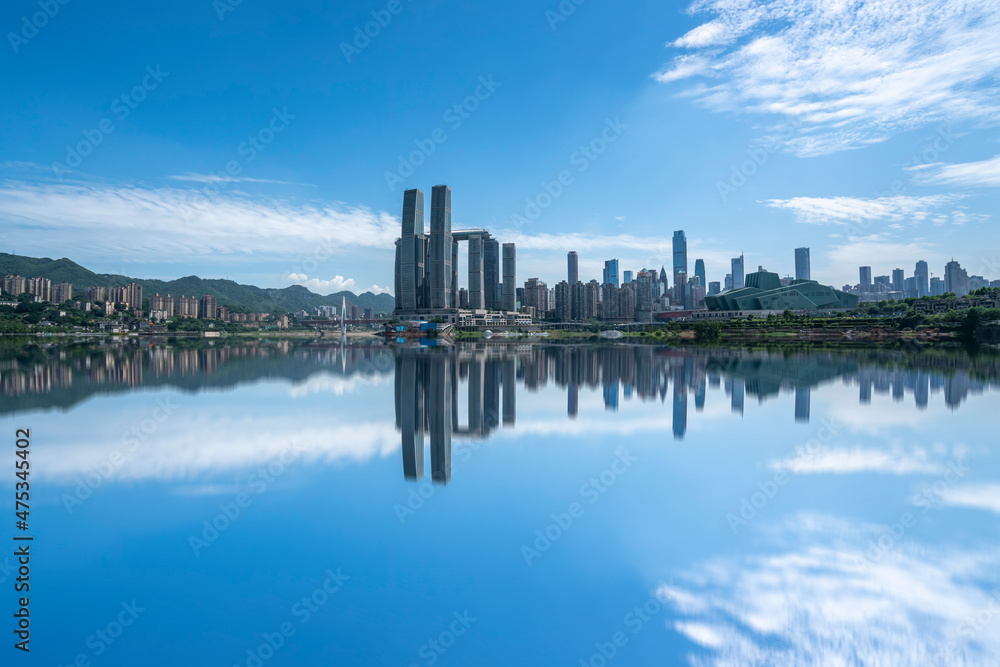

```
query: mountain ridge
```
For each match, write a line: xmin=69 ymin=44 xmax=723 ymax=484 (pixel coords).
xmin=0 ymin=253 xmax=395 ymax=314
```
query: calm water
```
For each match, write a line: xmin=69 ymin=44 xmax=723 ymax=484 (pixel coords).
xmin=2 ymin=339 xmax=1000 ymax=666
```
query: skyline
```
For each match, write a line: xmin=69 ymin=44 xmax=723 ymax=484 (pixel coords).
xmin=2 ymin=0 xmax=999 ymax=295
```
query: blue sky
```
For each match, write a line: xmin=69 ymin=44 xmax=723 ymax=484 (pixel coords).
xmin=1 ymin=0 xmax=999 ymax=294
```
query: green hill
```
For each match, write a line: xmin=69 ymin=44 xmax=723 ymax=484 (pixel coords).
xmin=0 ymin=253 xmax=395 ymax=315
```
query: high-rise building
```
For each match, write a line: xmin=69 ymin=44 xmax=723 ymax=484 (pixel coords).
xmin=891 ymin=268 xmax=905 ymax=293
xmin=398 ymin=188 xmax=427 ymax=312
xmin=85 ymin=286 xmax=106 ymax=302
xmin=26 ymin=277 xmax=51 ymax=302
xmin=944 ymin=260 xmax=969 ymax=297
xmin=860 ymin=266 xmax=872 ymax=290
xmin=2 ymin=275 xmax=26 ymax=297
xmin=672 ymin=231 xmax=688 ymax=287
xmin=731 ymin=254 xmax=745 ymax=290
xmin=523 ymin=278 xmax=548 ymax=314
xmin=794 ymin=248 xmax=810 ymax=281
xmin=622 ymin=270 xmax=633 ymax=284
xmin=199 ymin=294 xmax=217 ymax=319
xmin=484 ymin=238 xmax=500 ymax=310
xmin=567 ymin=251 xmax=579 ymax=285
xmin=914 ymin=260 xmax=929 ymax=298
xmin=708 ymin=281 xmax=721 ymax=296
xmin=51 ymin=282 xmax=73 ymax=304
xmin=603 ymin=259 xmax=619 ymax=287
xmin=555 ymin=281 xmax=571 ymax=322
xmin=659 ymin=266 xmax=668 ymax=292
xmin=501 ymin=243 xmax=516 ymax=310
xmin=694 ymin=259 xmax=706 ymax=290
xmin=930 ymin=277 xmax=945 ymax=296
xmin=429 ymin=185 xmax=452 ymax=309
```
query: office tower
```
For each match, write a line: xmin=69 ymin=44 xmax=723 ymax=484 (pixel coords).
xmin=501 ymin=243 xmax=516 ymax=310
xmin=708 ymin=281 xmax=721 ymax=296
xmin=672 ymin=231 xmax=688 ymax=287
xmin=694 ymin=259 xmax=706 ymax=290
xmin=915 ymin=260 xmax=929 ymax=298
xmin=930 ymin=276 xmax=945 ymax=296
xmin=468 ymin=235 xmax=483 ymax=309
xmin=484 ymin=238 xmax=500 ymax=309
xmin=944 ymin=260 xmax=969 ymax=297
xmin=567 ymin=251 xmax=579 ymax=285
xmin=731 ymin=254 xmax=745 ymax=289
xmin=794 ymin=247 xmax=810 ymax=281
xmin=859 ymin=266 xmax=872 ymax=290
xmin=659 ymin=266 xmax=668 ymax=291
xmin=398 ymin=189 xmax=426 ymax=311
xmin=459 ymin=288 xmax=469 ymax=308
xmin=904 ymin=277 xmax=917 ymax=298
xmin=451 ymin=237 xmax=459 ymax=309
xmin=623 ymin=270 xmax=633 ymax=284
xmin=724 ymin=274 xmax=733 ymax=291
xmin=429 ymin=185 xmax=452 ymax=309
xmin=603 ymin=259 xmax=619 ymax=287
xmin=891 ymin=268 xmax=905 ymax=293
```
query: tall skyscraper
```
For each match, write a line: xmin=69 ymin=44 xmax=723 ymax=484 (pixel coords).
xmin=623 ymin=270 xmax=633 ymax=284
xmin=429 ymin=185 xmax=452 ymax=309
xmin=794 ymin=247 xmax=810 ymax=281
xmin=603 ymin=259 xmax=619 ymax=287
xmin=672 ymin=231 xmax=688 ymax=287
xmin=484 ymin=238 xmax=500 ymax=309
xmin=860 ymin=266 xmax=872 ymax=290
xmin=891 ymin=268 xmax=905 ymax=293
xmin=398 ymin=189 xmax=426 ymax=311
xmin=567 ymin=251 xmax=579 ymax=285
xmin=945 ymin=259 xmax=969 ymax=297
xmin=501 ymin=243 xmax=517 ymax=310
xmin=914 ymin=260 xmax=929 ymax=298
xmin=694 ymin=259 xmax=706 ymax=289
xmin=731 ymin=254 xmax=745 ymax=289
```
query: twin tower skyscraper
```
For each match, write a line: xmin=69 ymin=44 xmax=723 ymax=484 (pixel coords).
xmin=393 ymin=185 xmax=516 ymax=318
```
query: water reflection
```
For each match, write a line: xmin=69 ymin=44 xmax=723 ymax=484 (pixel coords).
xmin=389 ymin=344 xmax=1000 ymax=483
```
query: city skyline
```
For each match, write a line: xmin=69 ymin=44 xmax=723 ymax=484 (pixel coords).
xmin=1 ymin=0 xmax=998 ymax=296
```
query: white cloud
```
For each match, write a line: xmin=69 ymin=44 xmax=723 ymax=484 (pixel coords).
xmin=769 ymin=444 xmax=960 ymax=475
xmin=168 ymin=172 xmax=314 ymax=186
xmin=762 ymin=194 xmax=967 ymax=225
xmin=0 ymin=180 xmax=400 ymax=262
xmin=656 ymin=0 xmax=1000 ymax=155
xmin=660 ymin=513 xmax=1000 ymax=665
xmin=909 ymin=154 xmax=1000 ymax=187
xmin=286 ymin=273 xmax=392 ymax=296
xmin=939 ymin=483 xmax=1000 ymax=515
